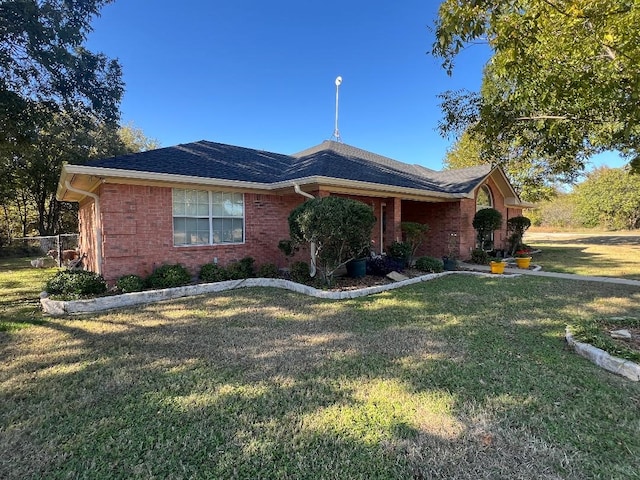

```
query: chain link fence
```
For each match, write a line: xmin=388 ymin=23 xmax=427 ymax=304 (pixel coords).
xmin=4 ymin=234 xmax=79 ymax=267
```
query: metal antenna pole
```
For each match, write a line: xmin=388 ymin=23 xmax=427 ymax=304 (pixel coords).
xmin=332 ymin=76 xmax=342 ymax=142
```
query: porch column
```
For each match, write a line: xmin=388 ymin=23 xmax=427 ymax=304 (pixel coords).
xmin=387 ymin=197 xmax=402 ymax=245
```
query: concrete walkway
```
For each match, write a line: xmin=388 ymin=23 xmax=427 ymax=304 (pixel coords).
xmin=459 ymin=262 xmax=640 ymax=287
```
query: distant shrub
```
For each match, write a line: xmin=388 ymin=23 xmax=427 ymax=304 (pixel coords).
xmin=146 ymin=264 xmax=191 ymax=289
xmin=289 ymin=261 xmax=310 ymax=283
xmin=199 ymin=263 xmax=229 ymax=283
xmin=415 ymin=256 xmax=444 ymax=273
xmin=257 ymin=263 xmax=279 ymax=278
xmin=366 ymin=256 xmax=405 ymax=276
xmin=116 ymin=274 xmax=145 ymax=293
xmin=226 ymin=257 xmax=255 ymax=279
xmin=470 ymin=248 xmax=490 ymax=265
xmin=45 ymin=270 xmax=107 ymax=296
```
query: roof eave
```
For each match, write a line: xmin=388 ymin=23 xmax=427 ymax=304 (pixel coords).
xmin=57 ymin=165 xmax=467 ymax=203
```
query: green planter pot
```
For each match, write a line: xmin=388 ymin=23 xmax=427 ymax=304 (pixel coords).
xmin=442 ymin=257 xmax=458 ymax=271
xmin=347 ymin=258 xmax=367 ymax=278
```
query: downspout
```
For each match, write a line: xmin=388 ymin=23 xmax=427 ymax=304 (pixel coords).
xmin=65 ymin=181 xmax=102 ymax=275
xmin=293 ymin=184 xmax=317 ymax=277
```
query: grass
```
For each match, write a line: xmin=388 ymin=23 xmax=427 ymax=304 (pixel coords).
xmin=0 ymin=257 xmax=58 ymax=332
xmin=1 ymin=273 xmax=640 ymax=479
xmin=527 ymin=232 xmax=640 ymax=280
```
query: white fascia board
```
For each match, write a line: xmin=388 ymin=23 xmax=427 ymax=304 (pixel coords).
xmin=59 ymin=165 xmax=465 ymax=202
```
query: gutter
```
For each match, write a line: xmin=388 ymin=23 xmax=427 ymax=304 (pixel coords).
xmin=293 ymin=184 xmax=317 ymax=277
xmin=64 ymin=181 xmax=103 ymax=275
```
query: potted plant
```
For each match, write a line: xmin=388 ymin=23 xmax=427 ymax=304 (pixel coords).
xmin=346 ymin=245 xmax=371 ymax=278
xmin=388 ymin=240 xmax=412 ymax=268
xmin=514 ymin=250 xmax=532 ymax=269
xmin=489 ymin=257 xmax=507 ymax=274
xmin=442 ymin=232 xmax=458 ymax=271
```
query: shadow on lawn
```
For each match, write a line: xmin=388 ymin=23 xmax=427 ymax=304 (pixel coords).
xmin=2 ymin=277 xmax=640 ymax=479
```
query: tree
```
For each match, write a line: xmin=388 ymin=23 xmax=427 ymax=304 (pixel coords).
xmin=472 ymin=207 xmax=503 ymax=250
xmin=3 ymin=115 xmax=158 ymax=236
xmin=574 ymin=167 xmax=640 ymax=230
xmin=288 ymin=197 xmax=376 ymax=285
xmin=444 ymin=130 xmax=558 ymax=202
xmin=0 ymin=0 xmax=125 ymax=236
xmin=400 ymin=221 xmax=429 ymax=266
xmin=0 ymin=0 xmax=123 ymax=127
xmin=432 ymin=0 xmax=640 ymax=176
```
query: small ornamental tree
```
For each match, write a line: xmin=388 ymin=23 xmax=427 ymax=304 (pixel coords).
xmin=472 ymin=208 xmax=503 ymax=251
xmin=401 ymin=221 xmax=429 ymax=266
xmin=506 ymin=216 xmax=532 ymax=255
xmin=288 ymin=197 xmax=376 ymax=285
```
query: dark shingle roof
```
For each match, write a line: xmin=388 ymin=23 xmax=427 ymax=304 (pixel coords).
xmin=83 ymin=139 xmax=493 ymax=195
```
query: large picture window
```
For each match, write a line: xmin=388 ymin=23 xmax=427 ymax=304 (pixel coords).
xmin=173 ymin=189 xmax=244 ymax=246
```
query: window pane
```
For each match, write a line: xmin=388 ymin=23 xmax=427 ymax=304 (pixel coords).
xmin=197 ymin=190 xmax=209 ymax=203
xmin=212 ymin=204 xmax=225 ymax=216
xmin=222 ymin=218 xmax=233 ymax=242
xmin=212 ymin=218 xmax=222 ymax=243
xmin=197 ymin=203 xmax=209 ymax=216
xmin=232 ymin=218 xmax=243 ymax=242
xmin=173 ymin=218 xmax=186 ymax=245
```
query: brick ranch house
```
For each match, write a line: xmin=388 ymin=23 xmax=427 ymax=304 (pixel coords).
xmin=56 ymin=140 xmax=530 ymax=283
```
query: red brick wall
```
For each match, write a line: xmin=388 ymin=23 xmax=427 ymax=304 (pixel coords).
xmin=80 ymin=179 xmax=525 ymax=281
xmin=78 ymin=197 xmax=98 ymax=273
xmin=93 ymin=184 xmax=306 ymax=282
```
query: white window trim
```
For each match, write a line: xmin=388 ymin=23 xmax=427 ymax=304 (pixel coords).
xmin=172 ymin=189 xmax=245 ymax=247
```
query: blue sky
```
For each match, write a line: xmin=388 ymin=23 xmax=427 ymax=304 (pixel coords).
xmin=86 ymin=0 xmax=624 ymax=172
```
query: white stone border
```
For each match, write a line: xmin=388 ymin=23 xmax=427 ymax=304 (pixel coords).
xmin=40 ymin=270 xmax=515 ymax=316
xmin=565 ymin=327 xmax=640 ymax=381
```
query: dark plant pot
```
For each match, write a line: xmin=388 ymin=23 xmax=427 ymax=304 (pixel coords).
xmin=347 ymin=258 xmax=367 ymax=278
xmin=442 ymin=257 xmax=458 ymax=271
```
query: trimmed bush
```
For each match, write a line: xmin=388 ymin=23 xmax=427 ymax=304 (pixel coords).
xmin=45 ymin=270 xmax=107 ymax=296
xmin=257 ymin=263 xmax=279 ymax=278
xmin=226 ymin=257 xmax=255 ymax=280
xmin=470 ymin=248 xmax=490 ymax=265
xmin=387 ymin=241 xmax=412 ymax=263
xmin=289 ymin=261 xmax=310 ymax=283
xmin=199 ymin=263 xmax=229 ymax=283
xmin=146 ymin=264 xmax=191 ymax=289
xmin=116 ymin=274 xmax=145 ymax=293
xmin=415 ymin=256 xmax=444 ymax=273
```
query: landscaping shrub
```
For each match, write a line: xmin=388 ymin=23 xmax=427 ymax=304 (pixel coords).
xmin=472 ymin=208 xmax=503 ymax=250
xmin=366 ymin=256 xmax=405 ymax=276
xmin=470 ymin=248 xmax=490 ymax=265
xmin=401 ymin=221 xmax=429 ymax=265
xmin=226 ymin=256 xmax=255 ymax=279
xmin=146 ymin=264 xmax=191 ymax=289
xmin=415 ymin=256 xmax=444 ymax=273
xmin=289 ymin=261 xmax=310 ymax=283
xmin=199 ymin=263 xmax=228 ymax=283
xmin=116 ymin=274 xmax=145 ymax=293
xmin=287 ymin=196 xmax=376 ymax=285
xmin=387 ymin=241 xmax=412 ymax=264
xmin=45 ymin=270 xmax=107 ymax=296
xmin=257 ymin=263 xmax=279 ymax=278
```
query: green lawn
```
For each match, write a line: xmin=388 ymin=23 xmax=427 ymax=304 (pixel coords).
xmin=1 ymin=274 xmax=640 ymax=479
xmin=527 ymin=232 xmax=640 ymax=280
xmin=0 ymin=257 xmax=58 ymax=332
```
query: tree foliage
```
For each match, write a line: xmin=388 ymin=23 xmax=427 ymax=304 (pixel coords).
xmin=472 ymin=207 xmax=503 ymax=250
xmin=288 ymin=197 xmax=376 ymax=285
xmin=0 ymin=0 xmax=129 ymax=237
xmin=574 ymin=167 xmax=640 ymax=229
xmin=432 ymin=0 xmax=640 ymax=176
xmin=444 ymin=130 xmax=558 ymax=202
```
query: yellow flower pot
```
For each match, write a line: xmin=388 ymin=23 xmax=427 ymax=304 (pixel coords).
xmin=490 ymin=261 xmax=506 ymax=274
xmin=515 ymin=257 xmax=532 ymax=269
